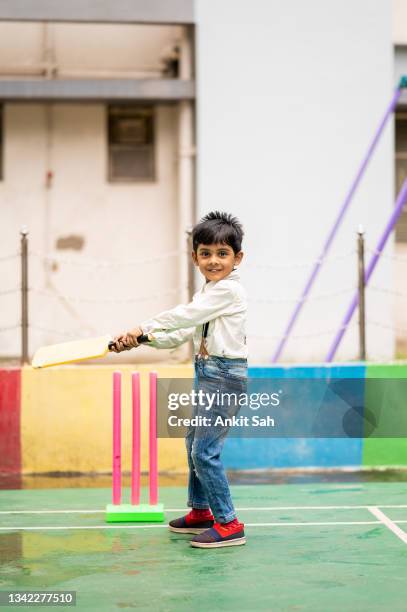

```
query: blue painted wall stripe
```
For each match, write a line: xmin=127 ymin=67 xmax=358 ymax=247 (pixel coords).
xmin=223 ymin=364 xmax=365 ymax=469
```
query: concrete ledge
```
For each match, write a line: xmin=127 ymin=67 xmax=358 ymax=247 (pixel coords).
xmin=0 ymin=0 xmax=194 ymax=25
xmin=0 ymin=79 xmax=195 ymax=102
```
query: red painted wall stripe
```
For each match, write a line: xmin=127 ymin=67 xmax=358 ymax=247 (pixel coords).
xmin=0 ymin=369 xmax=21 ymax=474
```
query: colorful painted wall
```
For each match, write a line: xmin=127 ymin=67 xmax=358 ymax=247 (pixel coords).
xmin=224 ymin=363 xmax=407 ymax=469
xmin=0 ymin=363 xmax=406 ymax=479
xmin=0 ymin=365 xmax=192 ymax=479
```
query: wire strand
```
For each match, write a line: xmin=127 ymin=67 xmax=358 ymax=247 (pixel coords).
xmin=29 ymin=286 xmax=185 ymax=304
xmin=248 ymin=322 xmax=357 ymax=341
xmin=366 ymin=247 xmax=407 ymax=263
xmin=249 ymin=286 xmax=354 ymax=304
xmin=0 ymin=288 xmax=20 ymax=296
xmin=0 ymin=253 xmax=18 ymax=263
xmin=369 ymin=285 xmax=407 ymax=299
xmin=245 ymin=249 xmax=356 ymax=271
xmin=367 ymin=320 xmax=407 ymax=334
xmin=29 ymin=250 xmax=184 ymax=268
xmin=0 ymin=324 xmax=19 ymax=333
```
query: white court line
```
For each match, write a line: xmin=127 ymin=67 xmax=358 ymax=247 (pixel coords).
xmin=368 ymin=507 xmax=407 ymax=545
xmin=2 ymin=504 xmax=407 ymax=515
xmin=0 ymin=524 xmax=168 ymax=531
xmin=0 ymin=510 xmax=105 ymax=515
xmin=1 ymin=520 xmax=407 ymax=532
xmin=1 ymin=504 xmax=407 ymax=515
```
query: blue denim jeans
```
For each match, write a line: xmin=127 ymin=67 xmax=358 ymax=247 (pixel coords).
xmin=186 ymin=355 xmax=248 ymax=523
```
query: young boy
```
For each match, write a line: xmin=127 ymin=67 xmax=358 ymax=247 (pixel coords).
xmin=112 ymin=211 xmax=248 ymax=548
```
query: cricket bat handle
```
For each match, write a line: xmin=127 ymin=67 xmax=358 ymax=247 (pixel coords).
xmin=108 ymin=334 xmax=152 ymax=351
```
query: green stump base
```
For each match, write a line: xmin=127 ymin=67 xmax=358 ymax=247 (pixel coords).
xmin=106 ymin=503 xmax=165 ymax=523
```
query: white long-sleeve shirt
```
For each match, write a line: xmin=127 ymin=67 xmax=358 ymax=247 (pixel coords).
xmin=141 ymin=269 xmax=247 ymax=359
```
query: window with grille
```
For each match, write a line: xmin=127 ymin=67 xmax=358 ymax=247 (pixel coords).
xmin=396 ymin=112 xmax=407 ymax=243
xmin=108 ymin=106 xmax=155 ymax=182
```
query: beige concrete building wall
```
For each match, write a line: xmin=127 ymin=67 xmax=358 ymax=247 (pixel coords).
xmin=0 ymin=102 xmax=187 ymax=363
xmin=0 ymin=22 xmax=191 ymax=363
xmin=393 ymin=0 xmax=407 ymax=44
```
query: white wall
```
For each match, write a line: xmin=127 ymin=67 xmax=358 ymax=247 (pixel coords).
xmin=0 ymin=103 xmax=185 ymax=363
xmin=196 ymin=0 xmax=394 ymax=363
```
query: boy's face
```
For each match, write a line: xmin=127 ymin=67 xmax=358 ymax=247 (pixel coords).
xmin=192 ymin=243 xmax=243 ymax=282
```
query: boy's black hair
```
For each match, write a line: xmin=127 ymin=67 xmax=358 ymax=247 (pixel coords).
xmin=192 ymin=211 xmax=244 ymax=254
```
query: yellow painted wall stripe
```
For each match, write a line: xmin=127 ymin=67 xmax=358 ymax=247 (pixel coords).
xmin=21 ymin=365 xmax=192 ymax=475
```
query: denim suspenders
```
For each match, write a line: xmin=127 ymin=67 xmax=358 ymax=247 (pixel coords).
xmin=197 ymin=321 xmax=210 ymax=359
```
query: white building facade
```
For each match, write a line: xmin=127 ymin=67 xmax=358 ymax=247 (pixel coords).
xmin=0 ymin=0 xmax=406 ymax=364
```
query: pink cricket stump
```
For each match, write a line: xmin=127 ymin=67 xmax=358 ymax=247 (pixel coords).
xmin=106 ymin=370 xmax=164 ymax=523
xmin=131 ymin=372 xmax=141 ymax=506
xmin=112 ymin=371 xmax=122 ymax=505
xmin=149 ymin=371 xmax=158 ymax=505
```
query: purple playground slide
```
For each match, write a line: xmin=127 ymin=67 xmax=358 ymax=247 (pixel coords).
xmin=272 ymin=81 xmax=406 ymax=362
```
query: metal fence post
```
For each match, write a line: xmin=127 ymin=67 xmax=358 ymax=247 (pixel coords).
xmin=186 ymin=227 xmax=194 ymax=361
xmin=20 ymin=227 xmax=29 ymax=364
xmin=357 ymin=225 xmax=366 ymax=361
xmin=186 ymin=227 xmax=193 ymax=301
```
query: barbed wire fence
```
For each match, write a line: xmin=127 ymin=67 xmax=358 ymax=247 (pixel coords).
xmin=0 ymin=249 xmax=20 ymax=349
xmin=1 ymin=229 xmax=406 ymax=364
xmin=0 ymin=230 xmax=191 ymax=363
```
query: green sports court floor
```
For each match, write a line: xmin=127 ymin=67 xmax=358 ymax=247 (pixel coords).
xmin=0 ymin=482 xmax=407 ymax=611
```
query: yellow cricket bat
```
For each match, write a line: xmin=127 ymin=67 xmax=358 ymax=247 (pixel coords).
xmin=31 ymin=334 xmax=151 ymax=368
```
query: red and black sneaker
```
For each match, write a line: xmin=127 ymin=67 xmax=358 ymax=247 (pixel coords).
xmin=190 ymin=519 xmax=246 ymax=548
xmin=169 ymin=509 xmax=215 ymax=534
